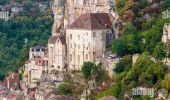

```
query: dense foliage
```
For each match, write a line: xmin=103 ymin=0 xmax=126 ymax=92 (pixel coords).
xmin=114 ymin=55 xmax=132 ymax=73
xmin=82 ymin=62 xmax=97 ymax=80
xmin=57 ymin=83 xmax=73 ymax=96
xmin=0 ymin=1 xmax=53 ymax=80
xmin=96 ymin=0 xmax=170 ymax=99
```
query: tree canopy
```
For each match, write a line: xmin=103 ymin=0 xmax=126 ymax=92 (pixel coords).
xmin=82 ymin=62 xmax=97 ymax=80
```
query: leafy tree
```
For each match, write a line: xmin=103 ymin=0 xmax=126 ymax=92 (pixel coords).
xmin=162 ymin=0 xmax=170 ymax=11
xmin=125 ymin=34 xmax=141 ymax=53
xmin=0 ymin=8 xmax=53 ymax=80
xmin=153 ymin=42 xmax=166 ymax=60
xmin=111 ymin=38 xmax=127 ymax=57
xmin=114 ymin=55 xmax=132 ymax=73
xmin=57 ymin=83 xmax=73 ymax=96
xmin=161 ymin=74 xmax=170 ymax=91
xmin=123 ymin=52 xmax=154 ymax=86
xmin=145 ymin=62 xmax=165 ymax=84
xmin=0 ymin=0 xmax=9 ymax=5
xmin=122 ymin=22 xmax=138 ymax=35
xmin=82 ymin=62 xmax=97 ymax=80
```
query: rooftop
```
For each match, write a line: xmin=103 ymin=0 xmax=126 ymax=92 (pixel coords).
xmin=68 ymin=13 xmax=112 ymax=30
xmin=48 ymin=35 xmax=66 ymax=44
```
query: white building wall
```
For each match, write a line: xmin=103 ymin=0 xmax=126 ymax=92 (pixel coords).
xmin=66 ymin=29 xmax=108 ymax=70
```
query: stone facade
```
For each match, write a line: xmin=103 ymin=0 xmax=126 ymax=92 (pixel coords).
xmin=25 ymin=46 xmax=48 ymax=85
xmin=162 ymin=23 xmax=170 ymax=66
xmin=66 ymin=13 xmax=113 ymax=70
xmin=162 ymin=23 xmax=170 ymax=44
xmin=48 ymin=35 xmax=67 ymax=72
xmin=29 ymin=46 xmax=48 ymax=60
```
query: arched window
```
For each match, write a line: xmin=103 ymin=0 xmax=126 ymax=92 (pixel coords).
xmin=86 ymin=54 xmax=88 ymax=60
xmin=78 ymin=55 xmax=80 ymax=62
xmin=70 ymin=54 xmax=72 ymax=61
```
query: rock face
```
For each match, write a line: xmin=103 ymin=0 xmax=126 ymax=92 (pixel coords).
xmin=52 ymin=0 xmax=115 ymax=36
xmin=52 ymin=0 xmax=66 ymax=36
xmin=66 ymin=0 xmax=115 ymax=26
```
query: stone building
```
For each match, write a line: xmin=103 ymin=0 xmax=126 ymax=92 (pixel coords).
xmin=48 ymin=35 xmax=67 ymax=72
xmin=162 ymin=23 xmax=170 ymax=44
xmin=24 ymin=56 xmax=48 ymax=86
xmin=66 ymin=13 xmax=113 ymax=70
xmin=162 ymin=23 xmax=170 ymax=65
xmin=24 ymin=46 xmax=48 ymax=86
xmin=66 ymin=0 xmax=115 ymax=26
xmin=29 ymin=46 xmax=48 ymax=60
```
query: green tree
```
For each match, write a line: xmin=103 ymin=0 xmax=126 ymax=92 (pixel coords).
xmin=114 ymin=55 xmax=132 ymax=73
xmin=163 ymin=0 xmax=170 ymax=11
xmin=82 ymin=62 xmax=97 ymax=79
xmin=161 ymin=74 xmax=170 ymax=91
xmin=123 ymin=22 xmax=138 ymax=35
xmin=111 ymin=38 xmax=127 ymax=57
xmin=57 ymin=83 xmax=73 ymax=96
xmin=153 ymin=42 xmax=166 ymax=60
xmin=125 ymin=34 xmax=141 ymax=54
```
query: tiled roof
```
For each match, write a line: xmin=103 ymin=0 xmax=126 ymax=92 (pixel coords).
xmin=68 ymin=13 xmax=112 ymax=30
xmin=48 ymin=36 xmax=58 ymax=44
xmin=48 ymin=35 xmax=66 ymax=44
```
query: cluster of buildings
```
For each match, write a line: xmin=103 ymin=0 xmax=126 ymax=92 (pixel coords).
xmin=23 ymin=0 xmax=117 ymax=86
xmin=0 ymin=0 xmax=120 ymax=100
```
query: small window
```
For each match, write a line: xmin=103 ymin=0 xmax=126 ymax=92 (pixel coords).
xmin=70 ymin=34 xmax=72 ymax=40
xmin=86 ymin=47 xmax=88 ymax=50
xmin=51 ymin=65 xmax=54 ymax=68
xmin=86 ymin=32 xmax=88 ymax=36
xmin=58 ymin=66 xmax=60 ymax=69
xmin=78 ymin=35 xmax=80 ymax=40
xmin=93 ymin=32 xmax=96 ymax=37
xmin=70 ymin=54 xmax=72 ymax=61
xmin=86 ymin=54 xmax=88 ymax=60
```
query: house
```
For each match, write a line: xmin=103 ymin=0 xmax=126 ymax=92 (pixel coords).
xmin=24 ymin=55 xmax=48 ymax=86
xmin=0 ymin=11 xmax=9 ymax=21
xmin=29 ymin=46 xmax=48 ymax=60
xmin=48 ymin=35 xmax=67 ymax=72
xmin=66 ymin=13 xmax=113 ymax=70
xmin=24 ymin=46 xmax=48 ymax=86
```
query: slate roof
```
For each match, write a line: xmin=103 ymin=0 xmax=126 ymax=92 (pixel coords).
xmin=68 ymin=13 xmax=112 ymax=30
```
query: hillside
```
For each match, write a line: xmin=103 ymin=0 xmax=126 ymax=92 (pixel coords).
xmin=95 ymin=0 xmax=170 ymax=99
xmin=0 ymin=0 xmax=53 ymax=80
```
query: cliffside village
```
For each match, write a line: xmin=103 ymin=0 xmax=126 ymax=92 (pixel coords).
xmin=0 ymin=0 xmax=170 ymax=100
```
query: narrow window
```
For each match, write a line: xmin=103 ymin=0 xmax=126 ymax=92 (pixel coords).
xmin=70 ymin=34 xmax=72 ymax=40
xmin=70 ymin=54 xmax=72 ymax=61
xmin=86 ymin=54 xmax=88 ymax=60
